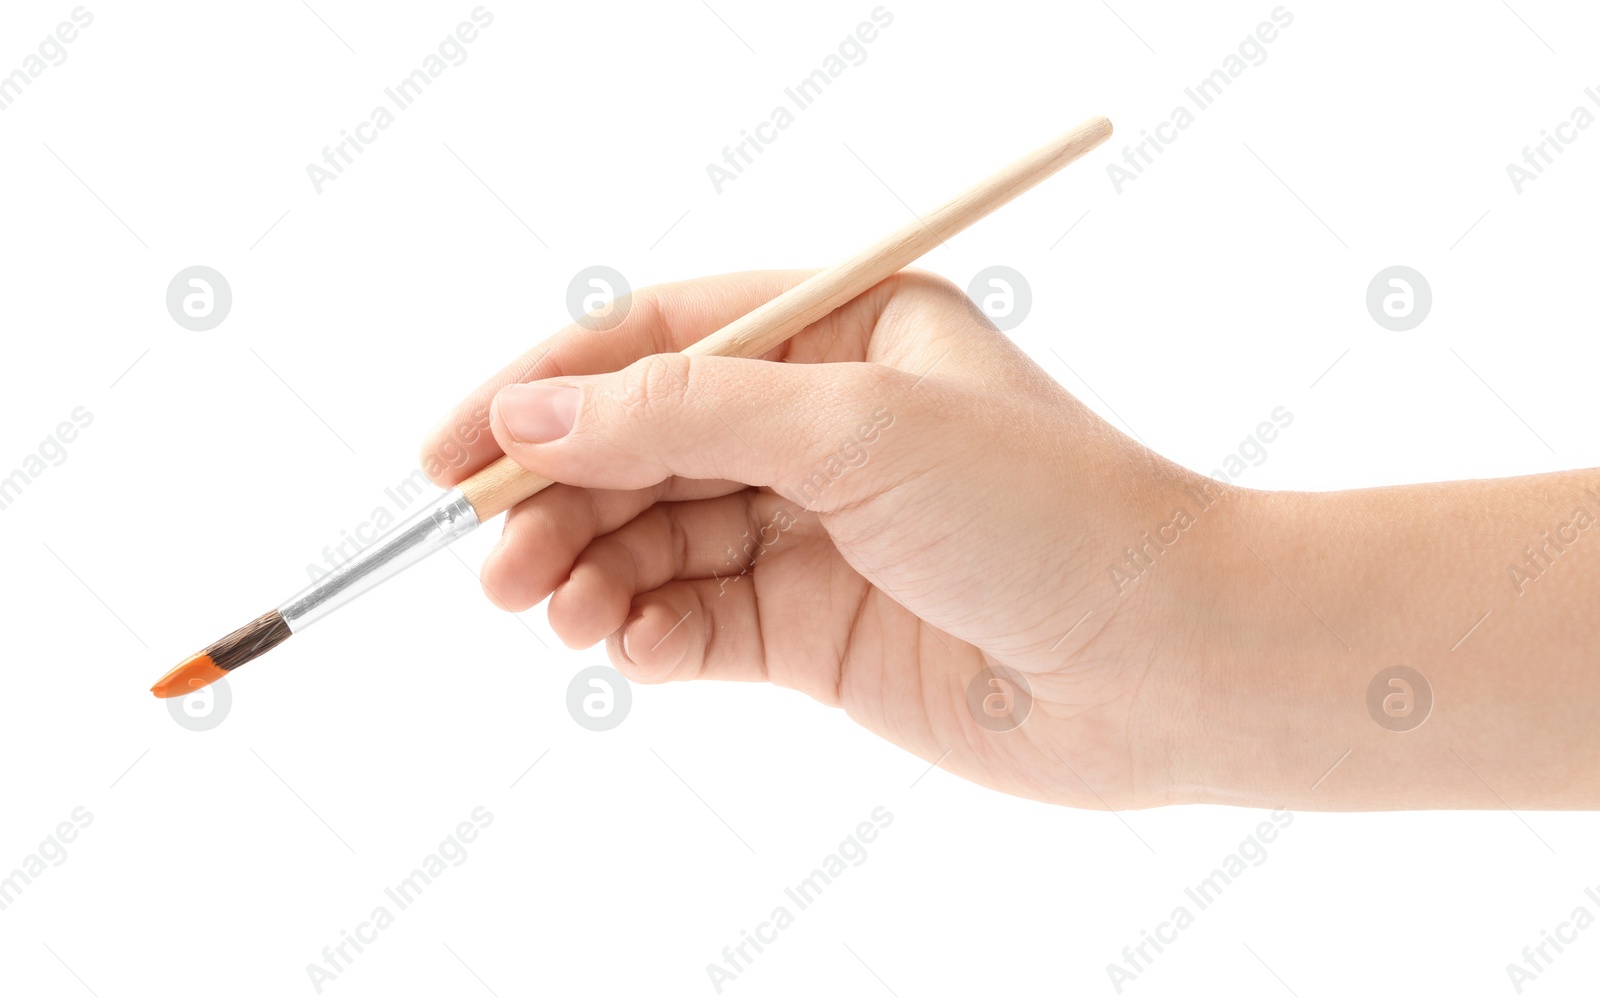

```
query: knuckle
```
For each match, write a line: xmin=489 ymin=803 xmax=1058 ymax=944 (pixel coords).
xmin=613 ymin=353 xmax=694 ymax=424
xmin=625 ymin=288 xmax=669 ymax=349
xmin=893 ymin=268 xmax=965 ymax=301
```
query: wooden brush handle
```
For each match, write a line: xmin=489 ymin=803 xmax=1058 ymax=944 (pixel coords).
xmin=459 ymin=116 xmax=1112 ymax=520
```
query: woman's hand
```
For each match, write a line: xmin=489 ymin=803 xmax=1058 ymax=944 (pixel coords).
xmin=423 ymin=269 xmax=1600 ymax=812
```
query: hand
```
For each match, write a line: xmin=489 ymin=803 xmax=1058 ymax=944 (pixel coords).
xmin=421 ymin=270 xmax=1215 ymax=809
xmin=424 ymin=270 xmax=1600 ymax=812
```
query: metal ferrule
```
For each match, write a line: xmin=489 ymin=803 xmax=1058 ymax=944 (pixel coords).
xmin=277 ymin=488 xmax=480 ymax=632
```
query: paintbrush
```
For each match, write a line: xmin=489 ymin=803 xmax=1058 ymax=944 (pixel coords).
xmin=150 ymin=115 xmax=1113 ymax=699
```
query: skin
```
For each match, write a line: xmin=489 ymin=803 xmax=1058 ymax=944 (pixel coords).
xmin=421 ymin=270 xmax=1600 ymax=811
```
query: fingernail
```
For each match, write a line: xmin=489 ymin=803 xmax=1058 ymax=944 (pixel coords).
xmin=497 ymin=384 xmax=579 ymax=443
xmin=620 ymin=613 xmax=643 ymax=665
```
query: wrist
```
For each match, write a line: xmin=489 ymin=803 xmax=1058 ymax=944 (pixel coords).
xmin=1142 ymin=481 xmax=1345 ymax=808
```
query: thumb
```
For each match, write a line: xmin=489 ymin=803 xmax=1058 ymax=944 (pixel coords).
xmin=488 ymin=354 xmax=912 ymax=510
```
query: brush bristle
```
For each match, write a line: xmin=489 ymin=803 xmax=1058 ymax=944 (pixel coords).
xmin=205 ymin=609 xmax=292 ymax=672
xmin=150 ymin=610 xmax=293 ymax=698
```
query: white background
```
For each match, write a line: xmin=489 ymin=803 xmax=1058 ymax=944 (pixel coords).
xmin=2 ymin=0 xmax=1598 ymax=995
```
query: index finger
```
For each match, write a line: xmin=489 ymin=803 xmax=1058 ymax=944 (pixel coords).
xmin=419 ymin=269 xmax=815 ymax=486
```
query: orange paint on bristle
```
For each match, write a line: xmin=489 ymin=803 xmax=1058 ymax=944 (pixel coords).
xmin=149 ymin=653 xmax=228 ymax=699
